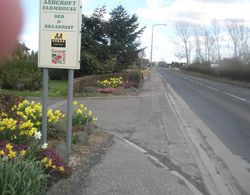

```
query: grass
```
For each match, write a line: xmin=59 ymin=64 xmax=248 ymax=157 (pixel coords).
xmin=0 ymin=80 xmax=67 ymax=97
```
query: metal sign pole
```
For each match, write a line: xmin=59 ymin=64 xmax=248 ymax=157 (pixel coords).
xmin=66 ymin=69 xmax=74 ymax=152
xmin=42 ymin=68 xmax=49 ymax=143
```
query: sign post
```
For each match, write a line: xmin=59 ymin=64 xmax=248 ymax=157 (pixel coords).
xmin=42 ymin=68 xmax=48 ymax=143
xmin=39 ymin=0 xmax=82 ymax=152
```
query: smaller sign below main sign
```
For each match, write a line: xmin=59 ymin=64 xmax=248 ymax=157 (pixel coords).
xmin=51 ymin=49 xmax=66 ymax=65
xmin=51 ymin=32 xmax=66 ymax=48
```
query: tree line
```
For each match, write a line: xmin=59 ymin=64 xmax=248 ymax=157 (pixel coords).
xmin=175 ymin=19 xmax=250 ymax=65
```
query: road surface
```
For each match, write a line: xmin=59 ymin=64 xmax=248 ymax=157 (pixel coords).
xmin=159 ymin=68 xmax=250 ymax=163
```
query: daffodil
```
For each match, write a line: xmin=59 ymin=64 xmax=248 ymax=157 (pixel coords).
xmin=20 ymin=150 xmax=26 ymax=156
xmin=41 ymin=157 xmax=48 ymax=163
xmin=88 ymin=111 xmax=93 ymax=116
xmin=8 ymin=150 xmax=16 ymax=158
xmin=41 ymin=143 xmax=48 ymax=149
xmin=0 ymin=150 xmax=5 ymax=156
xmin=34 ymin=131 xmax=42 ymax=140
xmin=6 ymin=143 xmax=13 ymax=151
xmin=59 ymin=166 xmax=65 ymax=171
xmin=77 ymin=109 xmax=83 ymax=115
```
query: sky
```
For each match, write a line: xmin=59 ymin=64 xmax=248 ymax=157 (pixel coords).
xmin=20 ymin=0 xmax=250 ymax=62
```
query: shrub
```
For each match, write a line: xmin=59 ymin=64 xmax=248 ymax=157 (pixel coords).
xmin=96 ymin=88 xmax=118 ymax=94
xmin=0 ymin=60 xmax=42 ymax=91
xmin=128 ymin=70 xmax=143 ymax=85
xmin=124 ymin=81 xmax=139 ymax=89
xmin=49 ymin=69 xmax=68 ymax=80
xmin=74 ymin=72 xmax=128 ymax=94
xmin=0 ymin=157 xmax=48 ymax=195
xmin=184 ymin=60 xmax=250 ymax=82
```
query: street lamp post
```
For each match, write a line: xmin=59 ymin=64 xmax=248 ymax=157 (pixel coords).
xmin=150 ymin=24 xmax=167 ymax=67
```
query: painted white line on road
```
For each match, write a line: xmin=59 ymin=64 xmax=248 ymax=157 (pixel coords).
xmin=180 ymin=75 xmax=250 ymax=103
xmin=205 ymin=85 xmax=219 ymax=91
xmin=223 ymin=92 xmax=250 ymax=103
xmin=195 ymin=81 xmax=205 ymax=86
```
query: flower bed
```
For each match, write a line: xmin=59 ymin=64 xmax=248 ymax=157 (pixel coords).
xmin=0 ymin=98 xmax=97 ymax=193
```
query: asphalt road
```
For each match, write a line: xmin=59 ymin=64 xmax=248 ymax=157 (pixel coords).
xmin=159 ymin=68 xmax=250 ymax=163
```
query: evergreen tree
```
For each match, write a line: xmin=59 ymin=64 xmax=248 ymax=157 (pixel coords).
xmin=78 ymin=5 xmax=145 ymax=77
xmin=108 ymin=5 xmax=145 ymax=71
xmin=77 ymin=6 xmax=116 ymax=77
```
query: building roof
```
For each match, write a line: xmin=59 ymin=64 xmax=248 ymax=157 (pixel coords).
xmin=17 ymin=43 xmax=30 ymax=51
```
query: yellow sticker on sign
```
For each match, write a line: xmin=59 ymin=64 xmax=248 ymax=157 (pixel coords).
xmin=51 ymin=32 xmax=66 ymax=40
xmin=51 ymin=32 xmax=66 ymax=48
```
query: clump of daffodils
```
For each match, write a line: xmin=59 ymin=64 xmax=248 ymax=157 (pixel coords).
xmin=0 ymin=100 xmax=65 ymax=143
xmin=72 ymin=101 xmax=97 ymax=127
xmin=40 ymin=147 xmax=71 ymax=175
xmin=0 ymin=99 xmax=71 ymax=178
xmin=13 ymin=100 xmax=65 ymax=129
xmin=98 ymin=77 xmax=123 ymax=88
xmin=0 ymin=141 xmax=28 ymax=159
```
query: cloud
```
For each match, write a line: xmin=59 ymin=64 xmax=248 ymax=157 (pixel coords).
xmin=136 ymin=0 xmax=250 ymax=24
xmin=146 ymin=0 xmax=164 ymax=8
xmin=136 ymin=0 xmax=250 ymax=61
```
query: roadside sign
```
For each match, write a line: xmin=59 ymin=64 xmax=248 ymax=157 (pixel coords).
xmin=38 ymin=0 xmax=82 ymax=69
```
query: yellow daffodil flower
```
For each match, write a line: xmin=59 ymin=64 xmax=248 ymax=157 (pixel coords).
xmin=59 ymin=166 xmax=65 ymax=172
xmin=6 ymin=143 xmax=13 ymax=151
xmin=8 ymin=150 xmax=16 ymax=158
xmin=20 ymin=150 xmax=26 ymax=156
xmin=0 ymin=150 xmax=5 ymax=156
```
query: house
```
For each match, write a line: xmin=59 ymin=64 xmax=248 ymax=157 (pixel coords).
xmin=11 ymin=42 xmax=30 ymax=60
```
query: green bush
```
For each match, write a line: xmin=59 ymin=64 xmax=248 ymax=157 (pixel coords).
xmin=0 ymin=157 xmax=48 ymax=195
xmin=0 ymin=60 xmax=42 ymax=91
xmin=74 ymin=72 xmax=128 ymax=94
xmin=49 ymin=69 xmax=68 ymax=80
xmin=128 ymin=70 xmax=143 ymax=84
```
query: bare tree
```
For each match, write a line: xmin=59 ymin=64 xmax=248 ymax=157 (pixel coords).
xmin=238 ymin=25 xmax=249 ymax=63
xmin=199 ymin=26 xmax=214 ymax=62
xmin=226 ymin=19 xmax=243 ymax=59
xmin=192 ymin=24 xmax=203 ymax=63
xmin=175 ymin=21 xmax=193 ymax=64
xmin=211 ymin=19 xmax=221 ymax=61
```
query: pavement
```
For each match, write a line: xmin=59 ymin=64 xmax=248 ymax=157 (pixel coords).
xmin=46 ymin=69 xmax=208 ymax=195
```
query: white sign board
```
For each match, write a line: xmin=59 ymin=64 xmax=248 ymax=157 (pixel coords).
xmin=38 ymin=0 xmax=82 ymax=69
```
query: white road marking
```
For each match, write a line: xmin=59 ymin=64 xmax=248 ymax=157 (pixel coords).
xmin=223 ymin=92 xmax=250 ymax=103
xmin=180 ymin=76 xmax=250 ymax=103
xmin=205 ymin=85 xmax=219 ymax=91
